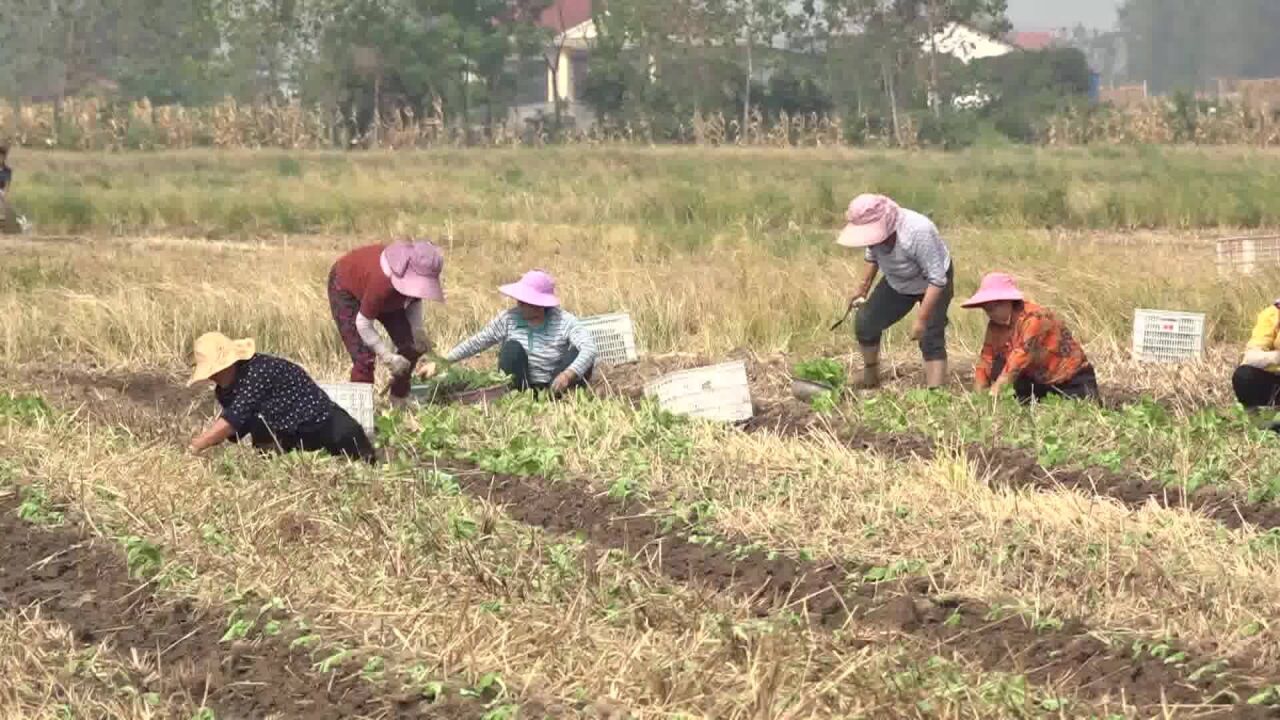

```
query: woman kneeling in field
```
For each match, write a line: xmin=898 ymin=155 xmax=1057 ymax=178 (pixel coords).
xmin=187 ymin=332 xmax=375 ymax=462
xmin=443 ymin=270 xmax=597 ymax=395
xmin=964 ymin=273 xmax=1099 ymax=402
xmin=1232 ymin=300 xmax=1280 ymax=409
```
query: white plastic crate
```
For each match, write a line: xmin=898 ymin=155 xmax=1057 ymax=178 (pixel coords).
xmin=317 ymin=382 xmax=376 ymax=436
xmin=580 ymin=312 xmax=639 ymax=365
xmin=1216 ymin=235 xmax=1280 ymax=277
xmin=644 ymin=360 xmax=753 ymax=424
xmin=1132 ymin=309 xmax=1205 ymax=363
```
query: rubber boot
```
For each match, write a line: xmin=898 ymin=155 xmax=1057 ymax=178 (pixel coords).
xmin=859 ymin=345 xmax=881 ymax=389
xmin=924 ymin=359 xmax=947 ymax=390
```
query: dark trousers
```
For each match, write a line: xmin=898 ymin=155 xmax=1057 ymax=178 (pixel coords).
xmin=1233 ymin=365 xmax=1280 ymax=408
xmin=237 ymin=404 xmax=375 ymax=464
xmin=498 ymin=340 xmax=592 ymax=393
xmin=991 ymin=357 xmax=1100 ymax=404
xmin=855 ymin=264 xmax=954 ymax=361
xmin=328 ymin=267 xmax=421 ymax=399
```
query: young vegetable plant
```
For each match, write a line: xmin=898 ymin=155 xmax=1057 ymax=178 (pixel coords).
xmin=793 ymin=358 xmax=846 ymax=389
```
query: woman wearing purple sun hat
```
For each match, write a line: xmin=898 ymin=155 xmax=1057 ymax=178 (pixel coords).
xmin=838 ymin=193 xmax=955 ymax=390
xmin=444 ymin=269 xmax=598 ymax=395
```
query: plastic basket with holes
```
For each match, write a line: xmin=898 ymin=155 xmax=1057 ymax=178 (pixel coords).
xmin=1132 ymin=309 xmax=1205 ymax=363
xmin=579 ymin=312 xmax=640 ymax=366
xmin=317 ymin=382 xmax=376 ymax=436
xmin=643 ymin=360 xmax=753 ymax=424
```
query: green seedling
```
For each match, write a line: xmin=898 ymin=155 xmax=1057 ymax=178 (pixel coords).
xmin=461 ymin=672 xmax=507 ymax=700
xmin=482 ymin=705 xmax=519 ymax=720
xmin=362 ymin=656 xmax=386 ymax=681
xmin=314 ymin=648 xmax=351 ymax=673
xmin=17 ymin=486 xmax=64 ymax=526
xmin=191 ymin=709 xmax=216 ymax=720
xmin=0 ymin=392 xmax=52 ymax=423
xmin=793 ymin=358 xmax=846 ymax=389
xmin=221 ymin=617 xmax=253 ymax=643
xmin=1248 ymin=685 xmax=1280 ymax=706
xmin=290 ymin=634 xmax=320 ymax=650
xmin=119 ymin=536 xmax=163 ymax=579
xmin=810 ymin=390 xmax=839 ymax=414
xmin=262 ymin=620 xmax=283 ymax=636
xmin=862 ymin=559 xmax=924 ymax=583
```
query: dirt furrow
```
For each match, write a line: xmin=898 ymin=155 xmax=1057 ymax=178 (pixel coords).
xmin=742 ymin=401 xmax=1280 ymax=531
xmin=0 ymin=495 xmax=497 ymax=720
xmin=434 ymin=458 xmax=1277 ymax=716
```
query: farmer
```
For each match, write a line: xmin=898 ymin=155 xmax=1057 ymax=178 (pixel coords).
xmin=964 ymin=273 xmax=1099 ymax=402
xmin=186 ymin=332 xmax=375 ymax=462
xmin=329 ymin=240 xmax=445 ymax=404
xmin=0 ymin=142 xmax=17 ymax=234
xmin=443 ymin=269 xmax=597 ymax=394
xmin=0 ymin=142 xmax=12 ymax=196
xmin=1231 ymin=299 xmax=1280 ymax=409
xmin=840 ymin=193 xmax=954 ymax=389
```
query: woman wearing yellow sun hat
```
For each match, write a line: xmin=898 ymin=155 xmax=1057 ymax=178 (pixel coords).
xmin=186 ymin=332 xmax=373 ymax=462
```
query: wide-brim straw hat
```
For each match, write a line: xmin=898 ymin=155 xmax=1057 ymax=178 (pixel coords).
xmin=187 ymin=332 xmax=255 ymax=386
xmin=962 ymin=272 xmax=1025 ymax=308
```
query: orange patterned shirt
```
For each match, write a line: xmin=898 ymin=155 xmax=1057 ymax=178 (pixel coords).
xmin=975 ymin=302 xmax=1090 ymax=387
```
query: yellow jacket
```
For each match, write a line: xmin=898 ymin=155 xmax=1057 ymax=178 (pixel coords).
xmin=1246 ymin=305 xmax=1280 ymax=373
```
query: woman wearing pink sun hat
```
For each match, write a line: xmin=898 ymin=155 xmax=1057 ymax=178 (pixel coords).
xmin=839 ymin=193 xmax=954 ymax=389
xmin=329 ymin=239 xmax=446 ymax=403
xmin=963 ymin=272 xmax=1098 ymax=403
xmin=444 ymin=269 xmax=598 ymax=395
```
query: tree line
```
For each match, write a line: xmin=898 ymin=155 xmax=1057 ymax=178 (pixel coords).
xmin=4 ymin=0 xmax=1272 ymax=146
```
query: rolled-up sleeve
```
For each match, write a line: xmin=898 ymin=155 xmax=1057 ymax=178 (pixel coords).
xmin=566 ymin=318 xmax=598 ymax=378
xmin=910 ymin=226 xmax=951 ymax=288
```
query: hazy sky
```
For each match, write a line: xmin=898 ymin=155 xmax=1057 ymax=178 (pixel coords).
xmin=1006 ymin=0 xmax=1119 ymax=30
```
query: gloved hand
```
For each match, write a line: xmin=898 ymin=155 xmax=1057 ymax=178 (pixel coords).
xmin=1244 ymin=349 xmax=1280 ymax=369
xmin=381 ymin=352 xmax=413 ymax=377
xmin=412 ymin=334 xmax=433 ymax=355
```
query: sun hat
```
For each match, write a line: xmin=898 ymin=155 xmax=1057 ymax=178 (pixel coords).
xmin=187 ymin=332 xmax=255 ymax=386
xmin=837 ymin=194 xmax=900 ymax=248
xmin=380 ymin=240 xmax=445 ymax=301
xmin=962 ymin=273 xmax=1026 ymax=309
xmin=499 ymin=269 xmax=560 ymax=308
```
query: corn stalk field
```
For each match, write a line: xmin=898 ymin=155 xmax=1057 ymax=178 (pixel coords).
xmin=3 ymin=147 xmax=1280 ymax=719
xmin=6 ymin=97 xmax=1280 ymax=151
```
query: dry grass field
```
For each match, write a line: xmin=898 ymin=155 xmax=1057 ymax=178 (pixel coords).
xmin=4 ymin=148 xmax=1280 ymax=718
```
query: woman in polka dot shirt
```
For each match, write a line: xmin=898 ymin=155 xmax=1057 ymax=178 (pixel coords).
xmin=187 ymin=332 xmax=374 ymax=463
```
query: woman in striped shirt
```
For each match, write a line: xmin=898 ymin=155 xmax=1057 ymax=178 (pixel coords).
xmin=445 ymin=270 xmax=598 ymax=394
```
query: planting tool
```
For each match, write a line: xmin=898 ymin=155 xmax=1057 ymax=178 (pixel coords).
xmin=830 ymin=297 xmax=866 ymax=331
xmin=791 ymin=378 xmax=834 ymax=402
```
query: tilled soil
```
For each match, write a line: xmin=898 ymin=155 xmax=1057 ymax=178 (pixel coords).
xmin=600 ymin=357 xmax=1280 ymax=532
xmin=438 ymin=460 xmax=1276 ymax=715
xmin=10 ymin=362 xmax=1280 ymax=712
xmin=743 ymin=399 xmax=1280 ymax=531
xmin=0 ymin=493 xmax=498 ymax=720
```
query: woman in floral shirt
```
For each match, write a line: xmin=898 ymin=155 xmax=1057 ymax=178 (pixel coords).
xmin=963 ymin=273 xmax=1098 ymax=402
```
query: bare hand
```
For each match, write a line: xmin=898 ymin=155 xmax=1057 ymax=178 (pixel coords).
xmin=415 ymin=360 xmax=439 ymax=379
xmin=551 ymin=370 xmax=576 ymax=393
xmin=848 ymin=292 xmax=868 ymax=311
xmin=910 ymin=315 xmax=927 ymax=342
